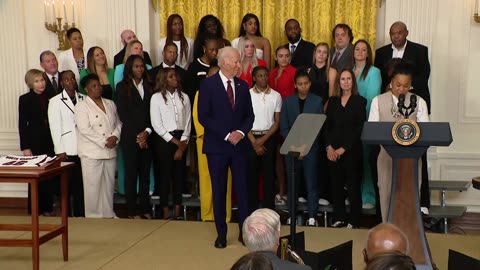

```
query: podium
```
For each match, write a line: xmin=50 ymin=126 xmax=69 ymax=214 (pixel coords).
xmin=362 ymin=122 xmax=452 ymax=270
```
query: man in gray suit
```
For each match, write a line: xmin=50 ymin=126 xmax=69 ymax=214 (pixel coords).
xmin=243 ymin=208 xmax=312 ymax=270
xmin=330 ymin=23 xmax=354 ymax=71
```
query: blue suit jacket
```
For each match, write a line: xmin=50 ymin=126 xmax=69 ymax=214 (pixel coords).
xmin=280 ymin=93 xmax=323 ymax=147
xmin=198 ymin=73 xmax=254 ymax=154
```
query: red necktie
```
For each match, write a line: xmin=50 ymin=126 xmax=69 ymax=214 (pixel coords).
xmin=227 ymin=80 xmax=234 ymax=110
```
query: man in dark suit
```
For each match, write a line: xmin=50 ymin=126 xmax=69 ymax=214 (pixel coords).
xmin=374 ymin=21 xmax=431 ymax=214
xmin=284 ymin=19 xmax=315 ymax=69
xmin=198 ymin=47 xmax=254 ymax=248
xmin=148 ymin=42 xmax=188 ymax=100
xmin=114 ymin=29 xmax=153 ymax=67
xmin=330 ymin=24 xmax=354 ymax=71
xmin=40 ymin=50 xmax=61 ymax=96
xmin=374 ymin=21 xmax=431 ymax=113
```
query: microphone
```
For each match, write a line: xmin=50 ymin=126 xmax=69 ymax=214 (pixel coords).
xmin=409 ymin=94 xmax=417 ymax=110
xmin=397 ymin=94 xmax=405 ymax=117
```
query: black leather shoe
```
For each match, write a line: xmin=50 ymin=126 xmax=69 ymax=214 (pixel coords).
xmin=214 ymin=236 xmax=226 ymax=249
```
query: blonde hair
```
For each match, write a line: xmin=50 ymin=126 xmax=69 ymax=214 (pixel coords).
xmin=313 ymin=42 xmax=331 ymax=81
xmin=123 ymin=40 xmax=144 ymax=64
xmin=238 ymin=36 xmax=259 ymax=68
xmin=24 ymin=69 xmax=44 ymax=89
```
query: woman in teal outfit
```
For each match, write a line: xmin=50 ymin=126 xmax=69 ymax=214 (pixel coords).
xmin=79 ymin=46 xmax=115 ymax=99
xmin=352 ymin=39 xmax=381 ymax=208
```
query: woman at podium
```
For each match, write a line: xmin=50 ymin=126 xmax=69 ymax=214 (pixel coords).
xmin=368 ymin=61 xmax=429 ymax=222
xmin=324 ymin=69 xmax=366 ymax=229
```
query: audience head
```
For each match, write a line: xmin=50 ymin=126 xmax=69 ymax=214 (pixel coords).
xmin=365 ymin=251 xmax=416 ymax=270
xmin=389 ymin=22 xmax=409 ymax=49
xmin=313 ymin=42 xmax=331 ymax=68
xmin=230 ymin=252 xmax=273 ymax=270
xmin=155 ymin=68 xmax=179 ymax=92
xmin=353 ymin=39 xmax=373 ymax=80
xmin=284 ymin=19 xmax=302 ymax=44
xmin=385 ymin=58 xmax=404 ymax=79
xmin=334 ymin=68 xmax=358 ymax=97
xmin=86 ymin=46 xmax=109 ymax=74
xmin=217 ymin=47 xmax=241 ymax=79
xmin=120 ymin=29 xmax=137 ymax=47
xmin=389 ymin=61 xmax=414 ymax=98
xmin=24 ymin=69 xmax=46 ymax=93
xmin=201 ymin=33 xmax=220 ymax=62
xmin=166 ymin=14 xmax=188 ymax=62
xmin=238 ymin=37 xmax=258 ymax=66
xmin=364 ymin=223 xmax=409 ymax=263
xmin=166 ymin=14 xmax=185 ymax=37
xmin=197 ymin=14 xmax=226 ymax=39
xmin=252 ymin=66 xmax=269 ymax=88
xmin=39 ymin=50 xmax=59 ymax=75
xmin=332 ymin=23 xmax=353 ymax=49
xmin=66 ymin=27 xmax=84 ymax=50
xmin=80 ymin=74 xmax=102 ymax=99
xmin=275 ymin=45 xmax=291 ymax=68
xmin=294 ymin=68 xmax=311 ymax=97
xmin=163 ymin=42 xmax=179 ymax=66
xmin=123 ymin=54 xmax=147 ymax=83
xmin=59 ymin=70 xmax=77 ymax=92
xmin=239 ymin=13 xmax=262 ymax=37
xmin=242 ymin=208 xmax=281 ymax=253
xmin=123 ymin=40 xmax=144 ymax=64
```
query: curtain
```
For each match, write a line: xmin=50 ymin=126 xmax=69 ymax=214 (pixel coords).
xmin=156 ymin=0 xmax=377 ymax=63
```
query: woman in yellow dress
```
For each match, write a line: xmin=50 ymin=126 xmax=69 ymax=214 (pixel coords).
xmin=192 ymin=65 xmax=233 ymax=222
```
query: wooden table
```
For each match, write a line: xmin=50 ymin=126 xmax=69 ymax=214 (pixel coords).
xmin=0 ymin=162 xmax=74 ymax=270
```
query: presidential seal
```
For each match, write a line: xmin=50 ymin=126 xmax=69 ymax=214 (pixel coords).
xmin=392 ymin=119 xmax=420 ymax=146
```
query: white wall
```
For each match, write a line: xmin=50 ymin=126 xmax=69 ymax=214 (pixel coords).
xmin=1 ymin=0 xmax=479 ymax=212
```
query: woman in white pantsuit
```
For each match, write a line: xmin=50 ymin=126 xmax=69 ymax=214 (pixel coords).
xmin=75 ymin=74 xmax=122 ymax=218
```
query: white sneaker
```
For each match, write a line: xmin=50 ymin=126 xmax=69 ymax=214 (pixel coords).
xmin=298 ymin=197 xmax=307 ymax=203
xmin=345 ymin=198 xmax=350 ymax=205
xmin=346 ymin=223 xmax=355 ymax=229
xmin=182 ymin=193 xmax=192 ymax=198
xmin=275 ymin=194 xmax=286 ymax=205
xmin=307 ymin=218 xmax=318 ymax=227
xmin=331 ymin=221 xmax=347 ymax=228
xmin=420 ymin=207 xmax=429 ymax=215
xmin=318 ymin=198 xmax=330 ymax=205
xmin=362 ymin=203 xmax=375 ymax=209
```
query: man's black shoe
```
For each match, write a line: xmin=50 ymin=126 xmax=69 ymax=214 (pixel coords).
xmin=214 ymin=236 xmax=226 ymax=249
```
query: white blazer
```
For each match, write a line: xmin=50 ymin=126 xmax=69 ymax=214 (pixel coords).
xmin=58 ymin=48 xmax=85 ymax=84
xmin=48 ymin=90 xmax=86 ymax=156
xmin=74 ymin=96 xmax=122 ymax=160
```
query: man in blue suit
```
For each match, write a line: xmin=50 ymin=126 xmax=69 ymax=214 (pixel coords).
xmin=198 ymin=47 xmax=255 ymax=248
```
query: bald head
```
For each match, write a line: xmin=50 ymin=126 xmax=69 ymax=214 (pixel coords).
xmin=366 ymin=223 xmax=409 ymax=259
xmin=389 ymin=21 xmax=409 ymax=49
xmin=120 ymin=30 xmax=137 ymax=47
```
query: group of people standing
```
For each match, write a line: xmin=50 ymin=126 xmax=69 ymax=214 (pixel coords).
xmin=18 ymin=12 xmax=431 ymax=249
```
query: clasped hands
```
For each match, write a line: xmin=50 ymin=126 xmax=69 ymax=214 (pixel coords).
xmin=105 ymin=136 xmax=118 ymax=149
xmin=326 ymin=146 xmax=346 ymax=162
xmin=251 ymin=137 xmax=266 ymax=156
xmin=228 ymin=131 xmax=244 ymax=146
xmin=174 ymin=139 xmax=188 ymax=161
xmin=136 ymin=131 xmax=150 ymax=149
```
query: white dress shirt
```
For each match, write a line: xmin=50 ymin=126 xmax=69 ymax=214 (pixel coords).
xmin=392 ymin=40 xmax=408 ymax=59
xmin=133 ymin=79 xmax=152 ymax=134
xmin=368 ymin=91 xmax=429 ymax=122
xmin=150 ymin=90 xmax=191 ymax=143
xmin=45 ymin=72 xmax=60 ymax=86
